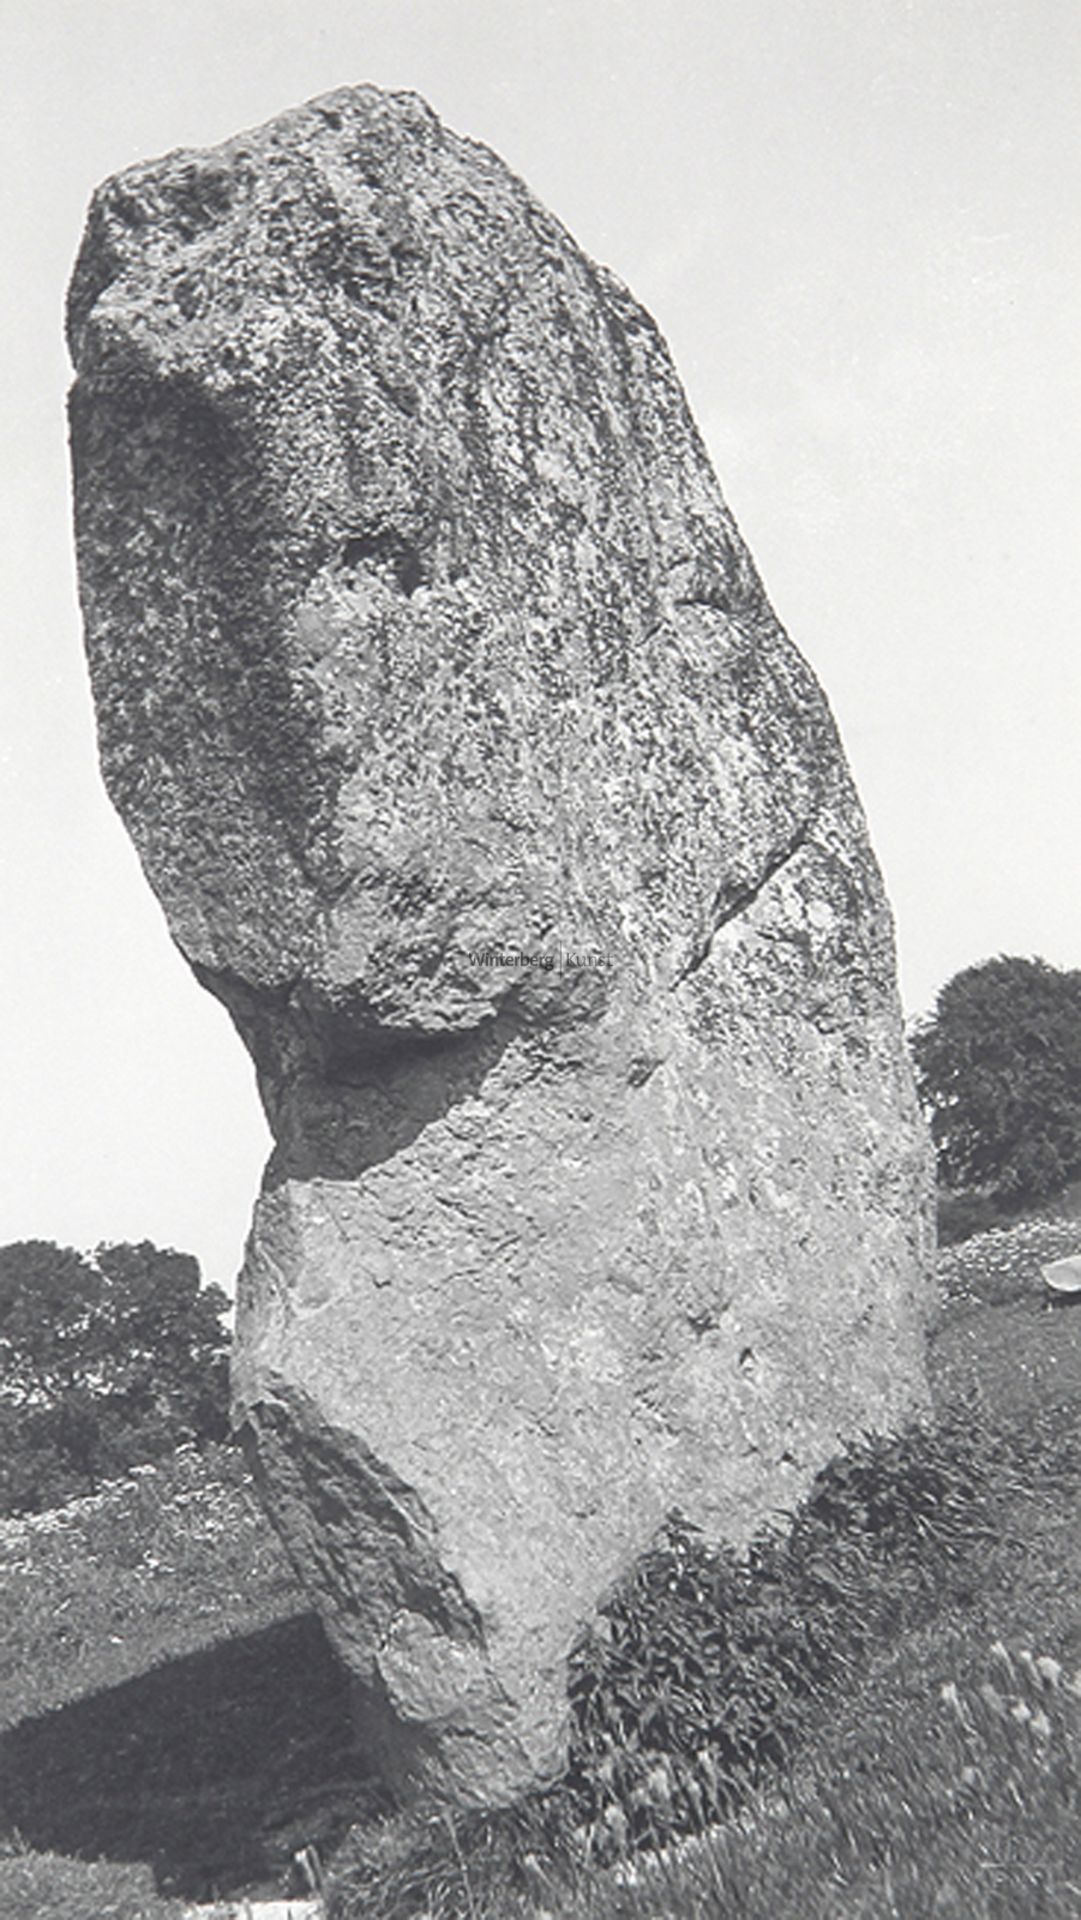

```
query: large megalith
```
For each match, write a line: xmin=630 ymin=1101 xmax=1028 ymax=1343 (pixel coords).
xmin=68 ymin=85 xmax=935 ymax=1808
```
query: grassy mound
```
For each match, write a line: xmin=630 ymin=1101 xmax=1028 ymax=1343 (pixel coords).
xmin=0 ymin=1444 xmax=302 ymax=1728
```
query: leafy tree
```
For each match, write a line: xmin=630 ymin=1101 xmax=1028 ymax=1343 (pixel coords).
xmin=911 ymin=956 xmax=1081 ymax=1207
xmin=0 ymin=1239 xmax=231 ymax=1515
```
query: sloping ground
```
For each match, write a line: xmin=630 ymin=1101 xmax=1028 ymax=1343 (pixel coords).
xmin=0 ymin=1449 xmax=378 ymax=1901
xmin=552 ymin=1477 xmax=1081 ymax=1920
xmin=571 ymin=1220 xmax=1081 ymax=1920
xmin=0 ymin=1446 xmax=303 ymax=1728
xmin=559 ymin=1391 xmax=1081 ymax=1920
xmin=931 ymin=1216 xmax=1081 ymax=1415
xmin=0 ymin=1614 xmax=378 ymax=1902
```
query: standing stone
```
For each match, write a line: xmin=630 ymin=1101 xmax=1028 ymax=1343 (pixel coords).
xmin=68 ymin=86 xmax=935 ymax=1808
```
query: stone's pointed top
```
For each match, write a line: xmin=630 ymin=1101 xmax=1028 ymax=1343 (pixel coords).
xmin=70 ymin=88 xmax=933 ymax=1809
xmin=66 ymin=84 xmax=516 ymax=364
xmin=67 ymin=85 xmax=426 ymax=354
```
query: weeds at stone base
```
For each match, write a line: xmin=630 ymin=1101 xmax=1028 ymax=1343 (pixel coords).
xmin=566 ymin=1623 xmax=1081 ymax=1919
xmin=328 ymin=1404 xmax=1025 ymax=1919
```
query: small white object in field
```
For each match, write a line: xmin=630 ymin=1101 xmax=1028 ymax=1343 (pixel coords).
xmin=293 ymin=1844 xmax=323 ymax=1894
xmin=1042 ymin=1255 xmax=1081 ymax=1297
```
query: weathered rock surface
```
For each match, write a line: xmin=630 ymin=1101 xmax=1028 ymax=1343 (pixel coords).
xmin=68 ymin=86 xmax=935 ymax=1807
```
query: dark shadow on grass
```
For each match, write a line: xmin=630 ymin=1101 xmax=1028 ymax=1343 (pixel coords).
xmin=0 ymin=1613 xmax=383 ymax=1900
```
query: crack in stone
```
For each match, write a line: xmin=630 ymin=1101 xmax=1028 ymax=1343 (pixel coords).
xmin=671 ymin=821 xmax=811 ymax=988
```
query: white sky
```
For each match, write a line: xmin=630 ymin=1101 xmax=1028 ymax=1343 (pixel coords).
xmin=2 ymin=0 xmax=1078 ymax=1286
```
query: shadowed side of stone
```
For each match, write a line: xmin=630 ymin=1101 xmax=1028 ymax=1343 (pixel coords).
xmin=68 ymin=84 xmax=935 ymax=1808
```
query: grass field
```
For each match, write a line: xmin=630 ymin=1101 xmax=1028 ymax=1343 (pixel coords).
xmin=0 ymin=1851 xmax=184 ymax=1920
xmin=0 ymin=1446 xmax=382 ymax=1904
xmin=3 ymin=1217 xmax=1080 ymax=1918
xmin=0 ymin=1443 xmax=302 ymax=1730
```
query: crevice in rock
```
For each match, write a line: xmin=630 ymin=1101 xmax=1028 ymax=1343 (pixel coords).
xmin=672 ymin=821 xmax=812 ymax=988
xmin=197 ymin=963 xmax=526 ymax=1183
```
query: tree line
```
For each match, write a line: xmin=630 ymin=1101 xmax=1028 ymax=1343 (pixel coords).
xmin=911 ymin=955 xmax=1081 ymax=1241
xmin=0 ymin=1239 xmax=230 ymax=1516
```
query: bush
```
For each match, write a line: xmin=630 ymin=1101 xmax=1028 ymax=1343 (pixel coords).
xmin=911 ymin=956 xmax=1081 ymax=1207
xmin=0 ymin=1239 xmax=231 ymax=1516
xmin=564 ymin=1417 xmax=991 ymax=1861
